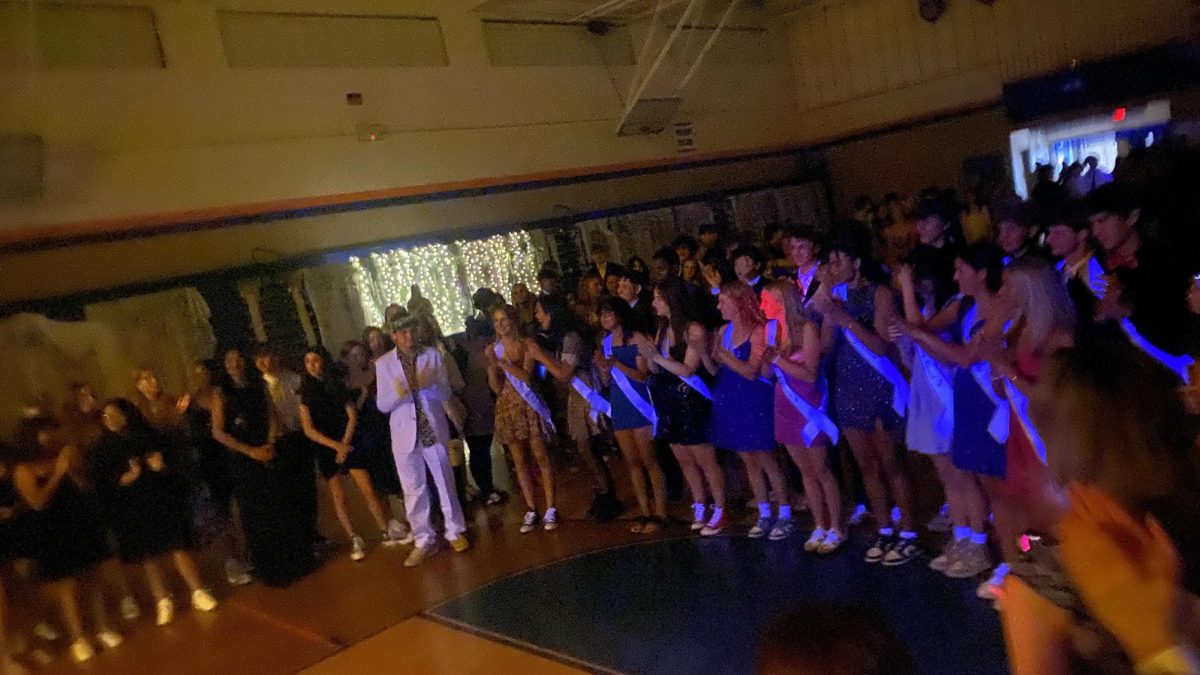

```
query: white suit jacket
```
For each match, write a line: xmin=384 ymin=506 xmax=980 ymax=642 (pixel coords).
xmin=375 ymin=346 xmax=451 ymax=455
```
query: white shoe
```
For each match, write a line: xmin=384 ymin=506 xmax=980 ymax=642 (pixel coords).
xmin=383 ymin=520 xmax=408 ymax=547
xmin=768 ymin=519 xmax=795 ymax=541
xmin=224 ymin=558 xmax=252 ymax=586
xmin=543 ymin=508 xmax=558 ymax=531
xmin=748 ymin=517 xmax=771 ymax=539
xmin=350 ymin=535 xmax=367 ymax=561
xmin=930 ymin=538 xmax=963 ymax=572
xmin=699 ymin=508 xmax=727 ymax=536
xmin=946 ymin=542 xmax=993 ymax=579
xmin=95 ymin=629 xmax=123 ymax=650
xmin=690 ymin=503 xmax=707 ymax=531
xmin=119 ymin=595 xmax=140 ymax=621
xmin=848 ymin=504 xmax=870 ymax=526
xmin=519 ymin=510 xmax=539 ymax=534
xmin=155 ymin=597 xmax=175 ymax=626
xmin=817 ymin=529 xmax=844 ymax=554
xmin=485 ymin=492 xmax=504 ymax=506
xmin=977 ymin=563 xmax=1009 ymax=600
xmin=69 ymin=639 xmax=95 ymax=663
xmin=191 ymin=589 xmax=218 ymax=612
xmin=804 ymin=528 xmax=826 ymax=552
xmin=404 ymin=545 xmax=435 ymax=568
xmin=32 ymin=623 xmax=58 ymax=642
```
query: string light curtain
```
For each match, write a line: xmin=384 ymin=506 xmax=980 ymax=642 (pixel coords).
xmin=351 ymin=230 xmax=543 ymax=335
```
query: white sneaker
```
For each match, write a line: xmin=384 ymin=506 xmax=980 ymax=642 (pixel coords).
xmin=699 ymin=508 xmax=727 ymax=536
xmin=191 ymin=589 xmax=218 ymax=612
xmin=155 ymin=597 xmax=175 ymax=626
xmin=945 ymin=542 xmax=993 ymax=579
xmin=95 ymin=629 xmax=123 ymax=650
xmin=690 ymin=503 xmax=707 ymax=531
xmin=804 ymin=528 xmax=826 ymax=552
xmin=977 ymin=563 xmax=1009 ymax=600
xmin=119 ymin=595 xmax=140 ymax=621
xmin=519 ymin=510 xmax=539 ymax=534
xmin=224 ymin=558 xmax=252 ymax=586
xmin=748 ymin=517 xmax=771 ymax=539
xmin=848 ymin=504 xmax=870 ymax=526
xmin=543 ymin=508 xmax=558 ymax=531
xmin=768 ymin=519 xmax=795 ymax=541
xmin=383 ymin=520 xmax=409 ymax=547
xmin=32 ymin=623 xmax=58 ymax=642
xmin=485 ymin=492 xmax=504 ymax=506
xmin=930 ymin=538 xmax=963 ymax=572
xmin=69 ymin=639 xmax=95 ymax=663
xmin=403 ymin=545 xmax=435 ymax=568
xmin=817 ymin=529 xmax=844 ymax=554
xmin=350 ymin=535 xmax=366 ymax=561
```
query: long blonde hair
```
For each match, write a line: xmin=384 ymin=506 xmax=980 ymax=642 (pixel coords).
xmin=1004 ymin=258 xmax=1075 ymax=350
xmin=765 ymin=280 xmax=810 ymax=354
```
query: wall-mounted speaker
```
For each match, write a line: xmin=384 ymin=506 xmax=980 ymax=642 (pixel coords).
xmin=0 ymin=135 xmax=43 ymax=200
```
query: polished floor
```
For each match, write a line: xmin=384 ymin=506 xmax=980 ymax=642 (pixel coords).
xmin=10 ymin=457 xmax=1009 ymax=675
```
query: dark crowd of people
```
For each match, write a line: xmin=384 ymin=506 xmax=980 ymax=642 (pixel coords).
xmin=3 ymin=140 xmax=1200 ymax=674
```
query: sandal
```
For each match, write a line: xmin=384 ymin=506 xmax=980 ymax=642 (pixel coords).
xmin=629 ymin=517 xmax=646 ymax=534
xmin=641 ymin=517 xmax=665 ymax=535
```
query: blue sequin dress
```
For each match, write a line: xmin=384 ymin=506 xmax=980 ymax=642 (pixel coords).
xmin=709 ymin=325 xmax=776 ymax=451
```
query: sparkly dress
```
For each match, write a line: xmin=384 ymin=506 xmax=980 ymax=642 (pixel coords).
xmin=830 ymin=284 xmax=902 ymax=431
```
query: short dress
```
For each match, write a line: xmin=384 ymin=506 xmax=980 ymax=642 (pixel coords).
xmin=494 ymin=340 xmax=551 ymax=444
xmin=830 ymin=284 xmax=904 ymax=431
xmin=27 ymin=471 xmax=110 ymax=581
xmin=184 ymin=400 xmax=236 ymax=516
xmin=951 ymin=301 xmax=1007 ymax=478
xmin=650 ymin=333 xmax=712 ymax=446
xmin=559 ymin=332 xmax=600 ymax=443
xmin=773 ymin=350 xmax=831 ymax=448
xmin=92 ymin=432 xmax=193 ymax=563
xmin=606 ymin=334 xmax=655 ymax=431
xmin=300 ymin=375 xmax=366 ymax=479
xmin=1004 ymin=350 xmax=1052 ymax=500
xmin=352 ymin=384 xmax=403 ymax=496
xmin=710 ymin=324 xmax=776 ymax=451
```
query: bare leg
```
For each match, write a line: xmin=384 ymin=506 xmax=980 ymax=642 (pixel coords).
xmin=754 ymin=453 xmax=790 ymax=510
xmin=930 ymin=454 xmax=966 ymax=528
xmin=615 ymin=430 xmax=650 ymax=517
xmin=348 ymin=469 xmax=391 ymax=531
xmin=671 ymin=445 xmax=707 ymax=505
xmin=325 ymin=477 xmax=355 ymax=539
xmin=738 ymin=452 xmax=769 ymax=504
xmin=170 ymin=551 xmax=204 ymax=593
xmin=507 ymin=442 xmax=539 ymax=512
xmin=575 ymin=436 xmax=613 ymax=494
xmin=82 ymin=571 xmax=113 ymax=635
xmin=633 ymin=429 xmax=666 ymax=518
xmin=844 ymin=428 xmax=890 ymax=527
xmin=981 ymin=477 xmax=1019 ymax=560
xmin=690 ymin=444 xmax=726 ymax=510
xmin=873 ymin=428 xmax=914 ymax=531
xmin=49 ymin=579 xmax=84 ymax=641
xmin=788 ymin=445 xmax=840 ymax=530
xmin=529 ymin=435 xmax=556 ymax=510
xmin=143 ymin=561 xmax=168 ymax=601
xmin=960 ymin=472 xmax=992 ymax=534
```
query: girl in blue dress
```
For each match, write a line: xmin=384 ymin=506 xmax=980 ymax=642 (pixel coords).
xmin=901 ymin=243 xmax=1006 ymax=580
xmin=814 ymin=236 xmax=917 ymax=565
xmin=594 ymin=297 xmax=666 ymax=534
xmin=704 ymin=281 xmax=792 ymax=540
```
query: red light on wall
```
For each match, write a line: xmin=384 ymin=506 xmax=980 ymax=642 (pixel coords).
xmin=1113 ymin=107 xmax=1127 ymax=122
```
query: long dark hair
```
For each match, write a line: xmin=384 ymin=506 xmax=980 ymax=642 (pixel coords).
xmin=654 ymin=282 xmax=690 ymax=356
xmin=534 ymin=298 xmax=577 ymax=353
xmin=597 ymin=296 xmax=636 ymax=339
xmin=101 ymin=397 xmax=158 ymax=445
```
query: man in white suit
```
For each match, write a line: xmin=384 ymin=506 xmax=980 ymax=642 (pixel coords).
xmin=376 ymin=314 xmax=470 ymax=567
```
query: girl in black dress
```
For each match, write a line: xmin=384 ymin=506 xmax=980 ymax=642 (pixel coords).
xmin=0 ymin=446 xmax=31 ymax=675
xmin=179 ymin=360 xmax=253 ymax=586
xmin=93 ymin=399 xmax=217 ymax=626
xmin=211 ymin=348 xmax=315 ymax=588
xmin=11 ymin=416 xmax=120 ymax=664
xmin=299 ymin=347 xmax=404 ymax=561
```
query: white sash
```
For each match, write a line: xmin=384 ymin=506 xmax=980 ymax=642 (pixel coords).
xmin=659 ymin=336 xmax=712 ymax=401
xmin=763 ymin=320 xmax=839 ymax=446
xmin=493 ymin=342 xmax=556 ymax=434
xmin=602 ymin=334 xmax=658 ymax=433
xmin=913 ymin=345 xmax=954 ymax=440
xmin=968 ymin=361 xmax=1011 ymax=444
xmin=831 ymin=284 xmax=909 ymax=416
xmin=571 ymin=376 xmax=610 ymax=422
xmin=1119 ymin=319 xmax=1194 ymax=385
xmin=1003 ymin=378 xmax=1048 ymax=464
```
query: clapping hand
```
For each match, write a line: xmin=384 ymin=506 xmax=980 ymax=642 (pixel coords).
xmin=175 ymin=394 xmax=191 ymax=414
xmin=1058 ymin=483 xmax=1184 ymax=663
xmin=119 ymin=458 xmax=142 ymax=486
xmin=146 ymin=452 xmax=166 ymax=472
